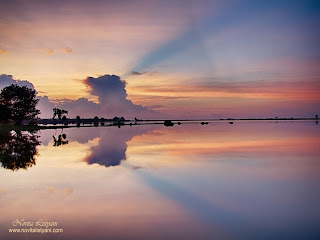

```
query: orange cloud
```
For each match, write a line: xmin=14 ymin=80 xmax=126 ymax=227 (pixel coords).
xmin=40 ymin=47 xmax=73 ymax=55
xmin=128 ymin=80 xmax=320 ymax=101
xmin=63 ymin=47 xmax=72 ymax=54
xmin=0 ymin=49 xmax=7 ymax=54
xmin=44 ymin=48 xmax=55 ymax=55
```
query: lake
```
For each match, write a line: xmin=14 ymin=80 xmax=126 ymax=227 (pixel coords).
xmin=0 ymin=121 xmax=319 ymax=239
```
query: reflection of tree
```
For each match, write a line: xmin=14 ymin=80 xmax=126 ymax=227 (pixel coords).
xmin=53 ymin=133 xmax=68 ymax=146
xmin=0 ymin=130 xmax=40 ymax=171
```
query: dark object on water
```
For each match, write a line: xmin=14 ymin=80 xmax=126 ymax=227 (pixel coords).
xmin=164 ymin=120 xmax=174 ymax=126
xmin=178 ymin=122 xmax=181 ymax=125
xmin=229 ymin=122 xmax=234 ymax=124
xmin=201 ymin=122 xmax=208 ymax=125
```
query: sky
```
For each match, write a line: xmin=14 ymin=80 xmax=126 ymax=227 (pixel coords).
xmin=0 ymin=0 xmax=319 ymax=119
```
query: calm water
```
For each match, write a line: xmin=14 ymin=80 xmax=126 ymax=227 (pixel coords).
xmin=0 ymin=121 xmax=319 ymax=239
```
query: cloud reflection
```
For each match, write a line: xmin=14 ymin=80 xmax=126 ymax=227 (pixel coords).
xmin=85 ymin=126 xmax=158 ymax=167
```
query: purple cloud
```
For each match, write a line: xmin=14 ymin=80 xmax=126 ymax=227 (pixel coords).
xmin=57 ymin=98 xmax=101 ymax=118
xmin=0 ymin=74 xmax=35 ymax=90
xmin=82 ymin=74 xmax=160 ymax=118
xmin=0 ymin=74 xmax=56 ymax=118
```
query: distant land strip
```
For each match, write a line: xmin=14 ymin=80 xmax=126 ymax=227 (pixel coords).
xmin=0 ymin=117 xmax=318 ymax=132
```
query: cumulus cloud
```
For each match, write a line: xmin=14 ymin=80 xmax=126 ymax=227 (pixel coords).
xmin=84 ymin=75 xmax=127 ymax=101
xmin=37 ymin=96 xmax=55 ymax=118
xmin=0 ymin=49 xmax=7 ymax=54
xmin=47 ymin=74 xmax=161 ymax=119
xmin=0 ymin=74 xmax=35 ymax=90
xmin=57 ymin=98 xmax=101 ymax=118
xmin=83 ymin=74 xmax=160 ymax=118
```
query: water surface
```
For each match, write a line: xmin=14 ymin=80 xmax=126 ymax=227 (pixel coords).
xmin=0 ymin=121 xmax=319 ymax=239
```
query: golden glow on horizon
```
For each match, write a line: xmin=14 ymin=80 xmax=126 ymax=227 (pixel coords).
xmin=128 ymin=83 xmax=320 ymax=101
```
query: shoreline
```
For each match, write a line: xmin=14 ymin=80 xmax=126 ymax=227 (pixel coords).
xmin=0 ymin=118 xmax=318 ymax=131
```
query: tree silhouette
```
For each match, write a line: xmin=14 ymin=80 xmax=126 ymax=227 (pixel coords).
xmin=76 ymin=115 xmax=81 ymax=127
xmin=112 ymin=116 xmax=120 ymax=122
xmin=100 ymin=117 xmax=105 ymax=126
xmin=52 ymin=108 xmax=68 ymax=120
xmin=0 ymin=130 xmax=40 ymax=171
xmin=0 ymin=104 xmax=10 ymax=121
xmin=0 ymin=84 xmax=40 ymax=125
xmin=93 ymin=116 xmax=99 ymax=126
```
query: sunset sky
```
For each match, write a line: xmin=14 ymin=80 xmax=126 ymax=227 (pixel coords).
xmin=0 ymin=0 xmax=319 ymax=118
